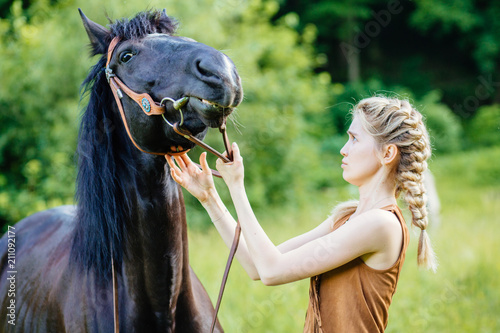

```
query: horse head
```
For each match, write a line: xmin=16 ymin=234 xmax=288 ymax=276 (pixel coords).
xmin=80 ymin=9 xmax=243 ymax=155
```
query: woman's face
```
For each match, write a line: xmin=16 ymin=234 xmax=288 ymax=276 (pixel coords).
xmin=340 ymin=115 xmax=383 ymax=187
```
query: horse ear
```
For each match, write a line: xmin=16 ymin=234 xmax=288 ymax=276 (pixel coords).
xmin=162 ymin=9 xmax=168 ymax=17
xmin=79 ymin=8 xmax=110 ymax=55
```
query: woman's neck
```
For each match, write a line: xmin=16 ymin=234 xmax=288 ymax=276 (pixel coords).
xmin=355 ymin=169 xmax=397 ymax=216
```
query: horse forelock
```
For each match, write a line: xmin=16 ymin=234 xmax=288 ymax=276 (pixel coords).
xmin=109 ymin=10 xmax=178 ymax=41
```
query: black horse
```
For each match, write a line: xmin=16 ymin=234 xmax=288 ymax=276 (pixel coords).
xmin=0 ymin=9 xmax=242 ymax=332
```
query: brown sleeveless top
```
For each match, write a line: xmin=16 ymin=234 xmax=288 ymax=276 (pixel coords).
xmin=303 ymin=204 xmax=409 ymax=333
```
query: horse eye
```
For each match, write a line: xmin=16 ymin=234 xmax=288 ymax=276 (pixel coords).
xmin=119 ymin=52 xmax=135 ymax=63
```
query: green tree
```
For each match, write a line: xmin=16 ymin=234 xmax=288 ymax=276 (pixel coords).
xmin=410 ymin=0 xmax=500 ymax=76
xmin=0 ymin=0 xmax=89 ymax=228
xmin=409 ymin=0 xmax=500 ymax=116
xmin=275 ymin=0 xmax=389 ymax=82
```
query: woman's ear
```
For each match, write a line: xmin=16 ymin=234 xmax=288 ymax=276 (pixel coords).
xmin=383 ymin=144 xmax=399 ymax=165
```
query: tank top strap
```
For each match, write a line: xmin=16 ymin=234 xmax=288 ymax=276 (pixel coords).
xmin=379 ymin=203 xmax=410 ymax=265
xmin=380 ymin=204 xmax=407 ymax=230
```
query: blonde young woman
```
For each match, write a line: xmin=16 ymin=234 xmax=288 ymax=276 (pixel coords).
xmin=167 ymin=96 xmax=438 ymax=332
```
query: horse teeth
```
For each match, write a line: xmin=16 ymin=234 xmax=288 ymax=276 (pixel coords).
xmin=171 ymin=146 xmax=176 ymax=152
xmin=177 ymin=146 xmax=183 ymax=152
xmin=200 ymin=98 xmax=216 ymax=106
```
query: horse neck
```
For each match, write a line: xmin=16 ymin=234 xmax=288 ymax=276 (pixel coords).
xmin=127 ymin=154 xmax=186 ymax=251
xmin=123 ymin=153 xmax=190 ymax=303
xmin=74 ymin=72 xmax=191 ymax=307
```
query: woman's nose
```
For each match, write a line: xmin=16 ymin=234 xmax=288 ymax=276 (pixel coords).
xmin=340 ymin=142 xmax=348 ymax=157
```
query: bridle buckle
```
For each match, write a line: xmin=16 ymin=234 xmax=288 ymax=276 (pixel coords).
xmin=105 ymin=66 xmax=116 ymax=83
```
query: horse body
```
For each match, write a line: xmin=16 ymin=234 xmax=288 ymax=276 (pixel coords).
xmin=0 ymin=9 xmax=242 ymax=332
xmin=1 ymin=166 xmax=209 ymax=332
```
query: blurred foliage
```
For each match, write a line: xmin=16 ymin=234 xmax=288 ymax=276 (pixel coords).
xmin=417 ymin=90 xmax=464 ymax=153
xmin=0 ymin=0 xmax=87 ymax=227
xmin=465 ymin=104 xmax=500 ymax=147
xmin=433 ymin=146 xmax=500 ymax=188
xmin=275 ymin=0 xmax=500 ymax=118
xmin=0 ymin=0 xmax=499 ymax=230
xmin=410 ymin=0 xmax=500 ymax=75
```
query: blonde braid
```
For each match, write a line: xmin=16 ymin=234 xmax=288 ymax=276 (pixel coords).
xmin=396 ymin=110 xmax=437 ymax=272
xmin=354 ymin=96 xmax=438 ymax=272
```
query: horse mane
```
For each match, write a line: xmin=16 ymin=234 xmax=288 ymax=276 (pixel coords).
xmin=71 ymin=10 xmax=178 ymax=281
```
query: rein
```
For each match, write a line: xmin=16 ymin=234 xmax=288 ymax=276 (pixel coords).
xmin=105 ymin=36 xmax=240 ymax=333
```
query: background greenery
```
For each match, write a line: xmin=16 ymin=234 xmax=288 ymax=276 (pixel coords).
xmin=0 ymin=0 xmax=499 ymax=331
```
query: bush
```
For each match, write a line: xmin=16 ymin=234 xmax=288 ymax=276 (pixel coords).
xmin=0 ymin=1 xmax=84 ymax=229
xmin=465 ymin=104 xmax=500 ymax=147
xmin=417 ymin=90 xmax=464 ymax=153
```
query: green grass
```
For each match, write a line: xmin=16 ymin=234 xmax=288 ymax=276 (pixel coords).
xmin=187 ymin=147 xmax=500 ymax=333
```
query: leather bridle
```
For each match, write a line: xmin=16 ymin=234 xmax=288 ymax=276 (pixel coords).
xmin=105 ymin=36 xmax=241 ymax=333
xmin=105 ymin=37 xmax=233 ymax=161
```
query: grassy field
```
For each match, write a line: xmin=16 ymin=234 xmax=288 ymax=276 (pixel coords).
xmin=187 ymin=146 xmax=500 ymax=333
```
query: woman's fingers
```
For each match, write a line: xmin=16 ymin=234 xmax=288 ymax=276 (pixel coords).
xmin=215 ymin=156 xmax=229 ymax=169
xmin=180 ymin=152 xmax=193 ymax=166
xmin=166 ymin=156 xmax=180 ymax=173
xmin=217 ymin=142 xmax=241 ymax=165
xmin=173 ymin=155 xmax=187 ymax=170
xmin=166 ymin=156 xmax=184 ymax=184
xmin=183 ymin=153 xmax=202 ymax=174
xmin=165 ymin=155 xmax=174 ymax=168
xmin=199 ymin=152 xmax=211 ymax=174
xmin=170 ymin=169 xmax=182 ymax=184
xmin=232 ymin=142 xmax=242 ymax=161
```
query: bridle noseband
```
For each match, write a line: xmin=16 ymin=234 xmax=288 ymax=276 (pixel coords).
xmin=105 ymin=36 xmax=240 ymax=333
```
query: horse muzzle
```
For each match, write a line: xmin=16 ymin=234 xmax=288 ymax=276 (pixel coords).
xmin=186 ymin=97 xmax=235 ymax=128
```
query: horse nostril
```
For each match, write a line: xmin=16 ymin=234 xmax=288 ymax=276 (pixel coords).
xmin=194 ymin=58 xmax=222 ymax=83
xmin=196 ymin=60 xmax=214 ymax=77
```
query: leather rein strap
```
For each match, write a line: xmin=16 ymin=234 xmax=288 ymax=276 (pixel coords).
xmin=210 ymin=222 xmax=241 ymax=333
xmin=105 ymin=36 xmax=241 ymax=333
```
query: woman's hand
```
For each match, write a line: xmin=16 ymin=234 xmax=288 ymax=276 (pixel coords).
xmin=216 ymin=142 xmax=245 ymax=189
xmin=166 ymin=152 xmax=216 ymax=204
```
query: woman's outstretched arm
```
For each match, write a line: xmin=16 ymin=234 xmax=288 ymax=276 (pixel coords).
xmin=167 ymin=153 xmax=335 ymax=280
xmin=216 ymin=143 xmax=401 ymax=286
xmin=199 ymin=185 xmax=261 ymax=280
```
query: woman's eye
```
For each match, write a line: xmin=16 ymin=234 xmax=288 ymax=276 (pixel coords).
xmin=120 ymin=52 xmax=135 ymax=63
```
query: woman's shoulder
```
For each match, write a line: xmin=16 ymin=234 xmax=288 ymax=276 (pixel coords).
xmin=351 ymin=207 xmax=402 ymax=238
